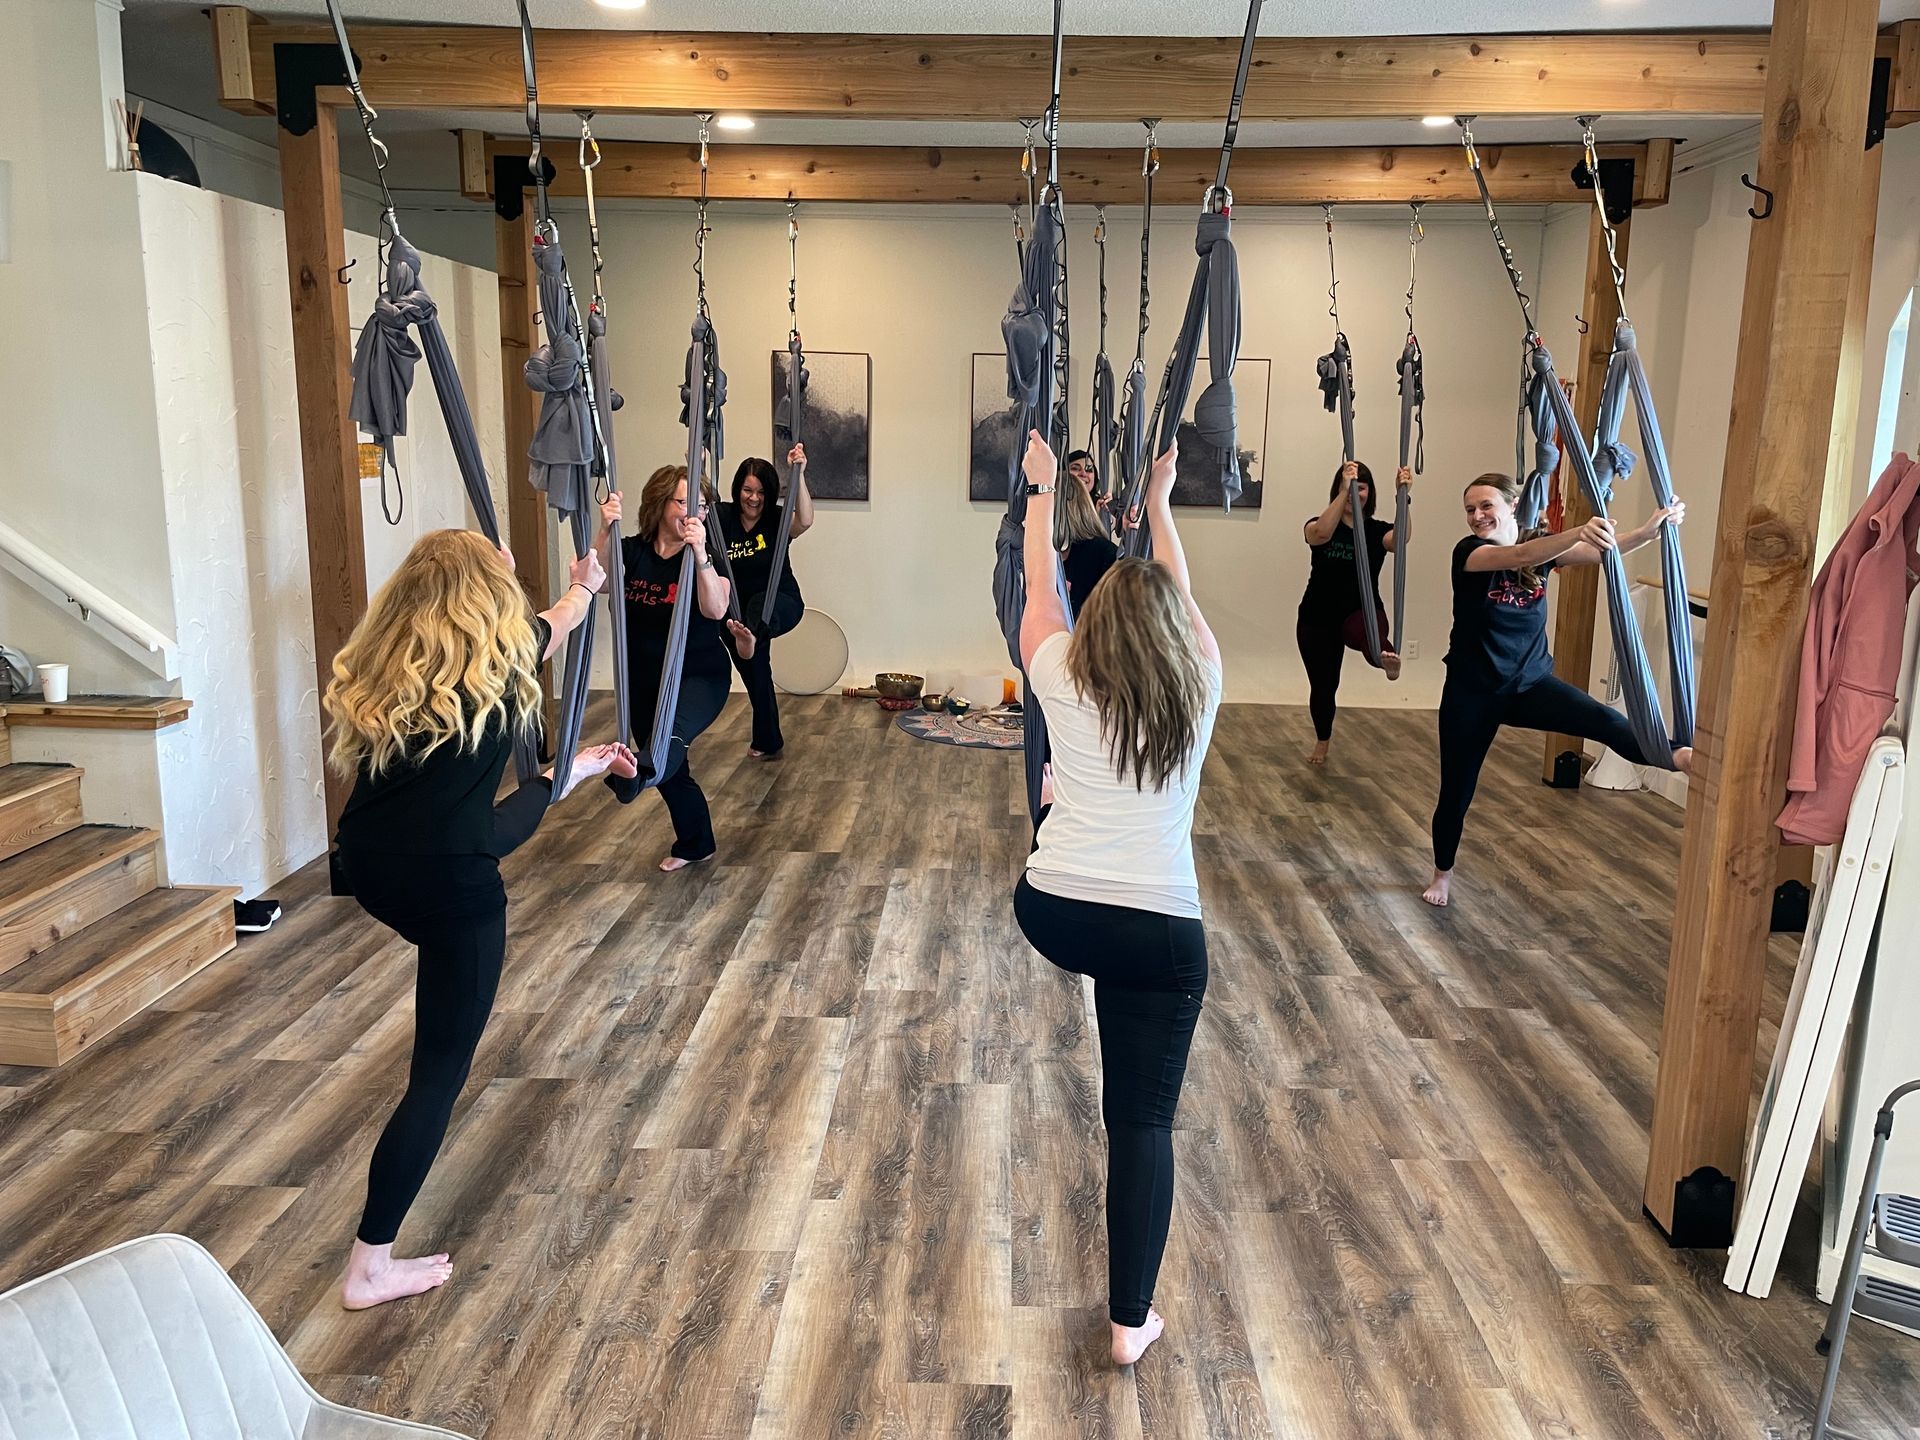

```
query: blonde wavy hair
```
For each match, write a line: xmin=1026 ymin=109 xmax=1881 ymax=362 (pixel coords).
xmin=1064 ymin=557 xmax=1209 ymax=791
xmin=325 ymin=529 xmax=543 ymax=777
xmin=1054 ymin=473 xmax=1110 ymax=549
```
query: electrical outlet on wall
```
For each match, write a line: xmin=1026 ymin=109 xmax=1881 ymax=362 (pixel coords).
xmin=1406 ymin=640 xmax=1421 ymax=659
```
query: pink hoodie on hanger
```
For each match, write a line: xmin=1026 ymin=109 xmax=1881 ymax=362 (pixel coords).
xmin=1778 ymin=452 xmax=1920 ymax=847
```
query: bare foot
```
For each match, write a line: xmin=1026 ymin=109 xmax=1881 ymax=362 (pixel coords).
xmin=1308 ymin=741 xmax=1330 ymax=767
xmin=556 ymin=742 xmax=637 ymax=800
xmin=340 ymin=1239 xmax=452 ymax=1310
xmin=1421 ymin=869 xmax=1452 ymax=908
xmin=1673 ymin=745 xmax=1694 ymax=775
xmin=658 ymin=852 xmax=716 ymax=873
xmin=1111 ymin=1309 xmax=1165 ymax=1366
xmin=1382 ymin=649 xmax=1403 ymax=681
xmin=727 ymin=619 xmax=756 ymax=660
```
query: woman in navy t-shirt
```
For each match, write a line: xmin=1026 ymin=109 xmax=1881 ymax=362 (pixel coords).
xmin=1424 ymin=472 xmax=1691 ymax=908
xmin=1297 ymin=460 xmax=1407 ymax=765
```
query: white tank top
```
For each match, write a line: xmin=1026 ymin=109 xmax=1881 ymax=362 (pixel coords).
xmin=1024 ymin=630 xmax=1221 ymax=918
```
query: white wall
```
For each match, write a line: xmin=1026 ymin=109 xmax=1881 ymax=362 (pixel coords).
xmin=136 ymin=175 xmax=506 ymax=897
xmin=592 ymin=200 xmax=1551 ymax=706
xmin=0 ymin=0 xmax=176 ymax=697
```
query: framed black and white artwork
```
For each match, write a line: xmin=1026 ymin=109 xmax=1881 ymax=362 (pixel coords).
xmin=1168 ymin=357 xmax=1269 ymax=508
xmin=772 ymin=350 xmax=871 ymax=501
xmin=969 ymin=351 xmax=1021 ymax=503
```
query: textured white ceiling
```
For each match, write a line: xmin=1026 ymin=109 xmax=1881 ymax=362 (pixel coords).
xmin=123 ymin=0 xmax=1920 ymax=36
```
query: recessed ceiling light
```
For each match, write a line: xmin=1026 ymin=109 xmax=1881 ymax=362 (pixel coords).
xmin=715 ymin=115 xmax=755 ymax=132
xmin=594 ymin=0 xmax=647 ymax=10
xmin=1421 ymin=115 xmax=1454 ymax=128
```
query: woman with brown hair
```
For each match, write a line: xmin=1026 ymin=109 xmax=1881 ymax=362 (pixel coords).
xmin=325 ymin=529 xmax=636 ymax=1309
xmin=715 ymin=444 xmax=814 ymax=758
xmin=597 ymin=463 xmax=747 ymax=870
xmin=1054 ymin=456 xmax=1119 ymax=617
xmin=1012 ymin=429 xmax=1222 ymax=1368
xmin=1425 ymin=472 xmax=1691 ymax=907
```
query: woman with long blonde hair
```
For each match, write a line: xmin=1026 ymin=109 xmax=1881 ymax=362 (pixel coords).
xmin=1013 ymin=430 xmax=1222 ymax=1368
xmin=596 ymin=462 xmax=747 ymax=870
xmin=1423 ymin=472 xmax=1690 ymax=907
xmin=325 ymin=528 xmax=634 ymax=1310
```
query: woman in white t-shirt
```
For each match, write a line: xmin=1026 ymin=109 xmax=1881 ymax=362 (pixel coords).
xmin=1012 ymin=429 xmax=1223 ymax=1368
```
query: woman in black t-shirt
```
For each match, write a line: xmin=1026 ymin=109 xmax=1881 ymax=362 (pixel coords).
xmin=325 ymin=529 xmax=635 ymax=1310
xmin=713 ymin=445 xmax=814 ymax=758
xmin=1297 ymin=460 xmax=1408 ymax=764
xmin=1056 ymin=460 xmax=1119 ymax=618
xmin=1424 ymin=472 xmax=1692 ymax=908
xmin=596 ymin=464 xmax=746 ymax=869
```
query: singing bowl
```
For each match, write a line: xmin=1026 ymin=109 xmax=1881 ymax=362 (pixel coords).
xmin=875 ymin=672 xmax=925 ymax=702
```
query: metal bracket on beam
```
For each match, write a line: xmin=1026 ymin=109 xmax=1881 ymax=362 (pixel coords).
xmin=1867 ymin=55 xmax=1893 ymax=150
xmin=273 ymin=42 xmax=351 ymax=136
xmin=492 ymin=153 xmax=556 ymax=222
xmin=1571 ymin=155 xmax=1636 ymax=223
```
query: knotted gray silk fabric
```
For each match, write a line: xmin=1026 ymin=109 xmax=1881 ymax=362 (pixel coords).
xmin=348 ymin=234 xmax=504 ymax=545
xmin=525 ymin=239 xmax=592 ymax=511
xmin=1090 ymin=351 xmax=1117 ymax=497
xmin=1189 ymin=216 xmax=1243 ymax=511
xmin=1520 ymin=362 xmax=1561 ymax=532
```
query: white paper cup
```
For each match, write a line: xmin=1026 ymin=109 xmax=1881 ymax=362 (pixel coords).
xmin=38 ymin=664 xmax=69 ymax=704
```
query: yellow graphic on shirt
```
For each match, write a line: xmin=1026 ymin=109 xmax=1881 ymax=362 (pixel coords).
xmin=727 ymin=530 xmax=769 ymax=564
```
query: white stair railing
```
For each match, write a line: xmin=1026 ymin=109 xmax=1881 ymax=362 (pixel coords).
xmin=0 ymin=517 xmax=179 ymax=681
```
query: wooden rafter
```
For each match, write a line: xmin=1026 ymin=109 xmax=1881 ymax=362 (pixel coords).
xmin=216 ymin=9 xmax=1792 ymax=122
xmin=467 ymin=135 xmax=1673 ymax=208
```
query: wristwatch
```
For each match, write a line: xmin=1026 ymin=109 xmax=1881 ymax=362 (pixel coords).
xmin=1027 ymin=483 xmax=1057 ymax=495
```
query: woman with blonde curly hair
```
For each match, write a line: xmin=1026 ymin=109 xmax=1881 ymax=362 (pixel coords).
xmin=324 ymin=529 xmax=634 ymax=1309
xmin=1012 ymin=429 xmax=1222 ymax=1368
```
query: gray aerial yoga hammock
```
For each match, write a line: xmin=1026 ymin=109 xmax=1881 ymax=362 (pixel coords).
xmin=993 ymin=0 xmax=1070 ymax=826
xmin=1458 ymin=116 xmax=1696 ymax=769
xmin=1113 ymin=122 xmax=1159 ymax=554
xmin=1392 ymin=206 xmax=1424 ymax=660
xmin=1313 ymin=205 xmax=1419 ymax=671
xmin=1116 ymin=0 xmax=1260 ymax=561
xmin=1086 ymin=207 xmax=1118 ymax=508
xmin=741 ymin=195 xmax=806 ymax=637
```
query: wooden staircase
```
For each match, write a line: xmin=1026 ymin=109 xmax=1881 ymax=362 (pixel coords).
xmin=0 ymin=715 xmax=237 ymax=1067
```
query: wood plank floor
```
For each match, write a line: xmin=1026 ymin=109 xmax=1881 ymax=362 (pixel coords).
xmin=2 ymin=697 xmax=1914 ymax=1438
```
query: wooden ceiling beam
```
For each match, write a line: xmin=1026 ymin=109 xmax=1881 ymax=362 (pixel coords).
xmin=469 ymin=137 xmax=1673 ymax=208
xmin=214 ymin=8 xmax=1778 ymax=122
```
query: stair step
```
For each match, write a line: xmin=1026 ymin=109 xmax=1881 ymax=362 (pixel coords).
xmin=1875 ymin=1193 xmax=1920 ymax=1268
xmin=0 ymin=764 xmax=84 ymax=865
xmin=0 ymin=825 xmax=161 ymax=977
xmin=0 ymin=884 xmax=238 ymax=1067
xmin=1854 ymin=1271 xmax=1920 ymax=1332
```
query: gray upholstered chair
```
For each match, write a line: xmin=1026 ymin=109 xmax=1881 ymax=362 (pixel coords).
xmin=0 ymin=1233 xmax=470 ymax=1439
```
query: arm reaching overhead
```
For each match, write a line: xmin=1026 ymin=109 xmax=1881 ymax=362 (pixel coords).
xmin=1144 ymin=442 xmax=1220 ymax=667
xmin=1018 ymin=430 xmax=1069 ymax=671
xmin=787 ymin=443 xmax=816 ymax=538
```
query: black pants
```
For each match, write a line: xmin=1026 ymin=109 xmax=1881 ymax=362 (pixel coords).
xmin=632 ymin=663 xmax=732 ymax=860
xmin=341 ymin=852 xmax=507 ymax=1248
xmin=1013 ymin=875 xmax=1208 ymax=1327
xmin=1296 ymin=607 xmax=1390 ymax=743
xmin=1431 ymin=673 xmax=1648 ymax=871
xmin=727 ymin=636 xmax=783 ymax=755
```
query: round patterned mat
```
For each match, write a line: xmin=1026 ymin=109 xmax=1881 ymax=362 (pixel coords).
xmin=893 ymin=706 xmax=1025 ymax=749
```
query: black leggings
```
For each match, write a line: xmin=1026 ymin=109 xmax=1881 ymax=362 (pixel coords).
xmin=1296 ymin=607 xmax=1390 ymax=743
xmin=728 ymin=637 xmax=783 ymax=755
xmin=1431 ymin=674 xmax=1648 ymax=871
xmin=1013 ymin=876 xmax=1208 ymax=1327
xmin=629 ymin=663 xmax=732 ymax=860
xmin=342 ymin=854 xmax=507 ymax=1247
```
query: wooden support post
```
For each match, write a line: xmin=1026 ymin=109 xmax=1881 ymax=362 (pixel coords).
xmin=1644 ymin=0 xmax=1883 ymax=1247
xmin=1542 ymin=206 xmax=1632 ymax=787
xmin=278 ymin=105 xmax=366 ymax=832
xmin=495 ymin=200 xmax=557 ymax=746
xmin=1819 ymin=141 xmax=1887 ymax=561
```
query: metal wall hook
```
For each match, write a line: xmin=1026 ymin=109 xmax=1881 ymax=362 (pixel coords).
xmin=337 ymin=256 xmax=357 ymax=283
xmin=1740 ymin=173 xmax=1774 ymax=220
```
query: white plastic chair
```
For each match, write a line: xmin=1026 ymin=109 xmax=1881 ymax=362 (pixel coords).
xmin=0 ymin=1233 xmax=470 ymax=1439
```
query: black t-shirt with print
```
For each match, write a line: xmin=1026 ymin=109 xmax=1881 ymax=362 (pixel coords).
xmin=1299 ymin=517 xmax=1393 ymax=624
xmin=620 ymin=535 xmax=730 ymax=680
xmin=716 ymin=501 xmax=804 ymax=609
xmin=1445 ymin=535 xmax=1558 ymax=693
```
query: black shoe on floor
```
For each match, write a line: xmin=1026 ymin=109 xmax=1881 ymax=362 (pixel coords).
xmin=234 ymin=898 xmax=283 ymax=933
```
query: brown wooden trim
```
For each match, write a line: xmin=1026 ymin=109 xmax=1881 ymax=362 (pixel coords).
xmin=1881 ymin=20 xmax=1920 ymax=124
xmin=0 ymin=698 xmax=192 ymax=732
xmin=221 ymin=22 xmax=1771 ymax=122
xmin=210 ymin=7 xmax=270 ymax=117
xmin=495 ymin=206 xmax=557 ymax=745
xmin=458 ymin=127 xmax=490 ymax=202
xmin=279 ymin=107 xmax=367 ymax=832
xmin=481 ymin=137 xmax=1671 ymax=208
xmin=1645 ymin=0 xmax=1883 ymax=1246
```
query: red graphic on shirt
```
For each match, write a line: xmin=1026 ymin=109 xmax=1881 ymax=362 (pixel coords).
xmin=1487 ymin=575 xmax=1545 ymax=609
xmin=627 ymin=577 xmax=678 ymax=607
